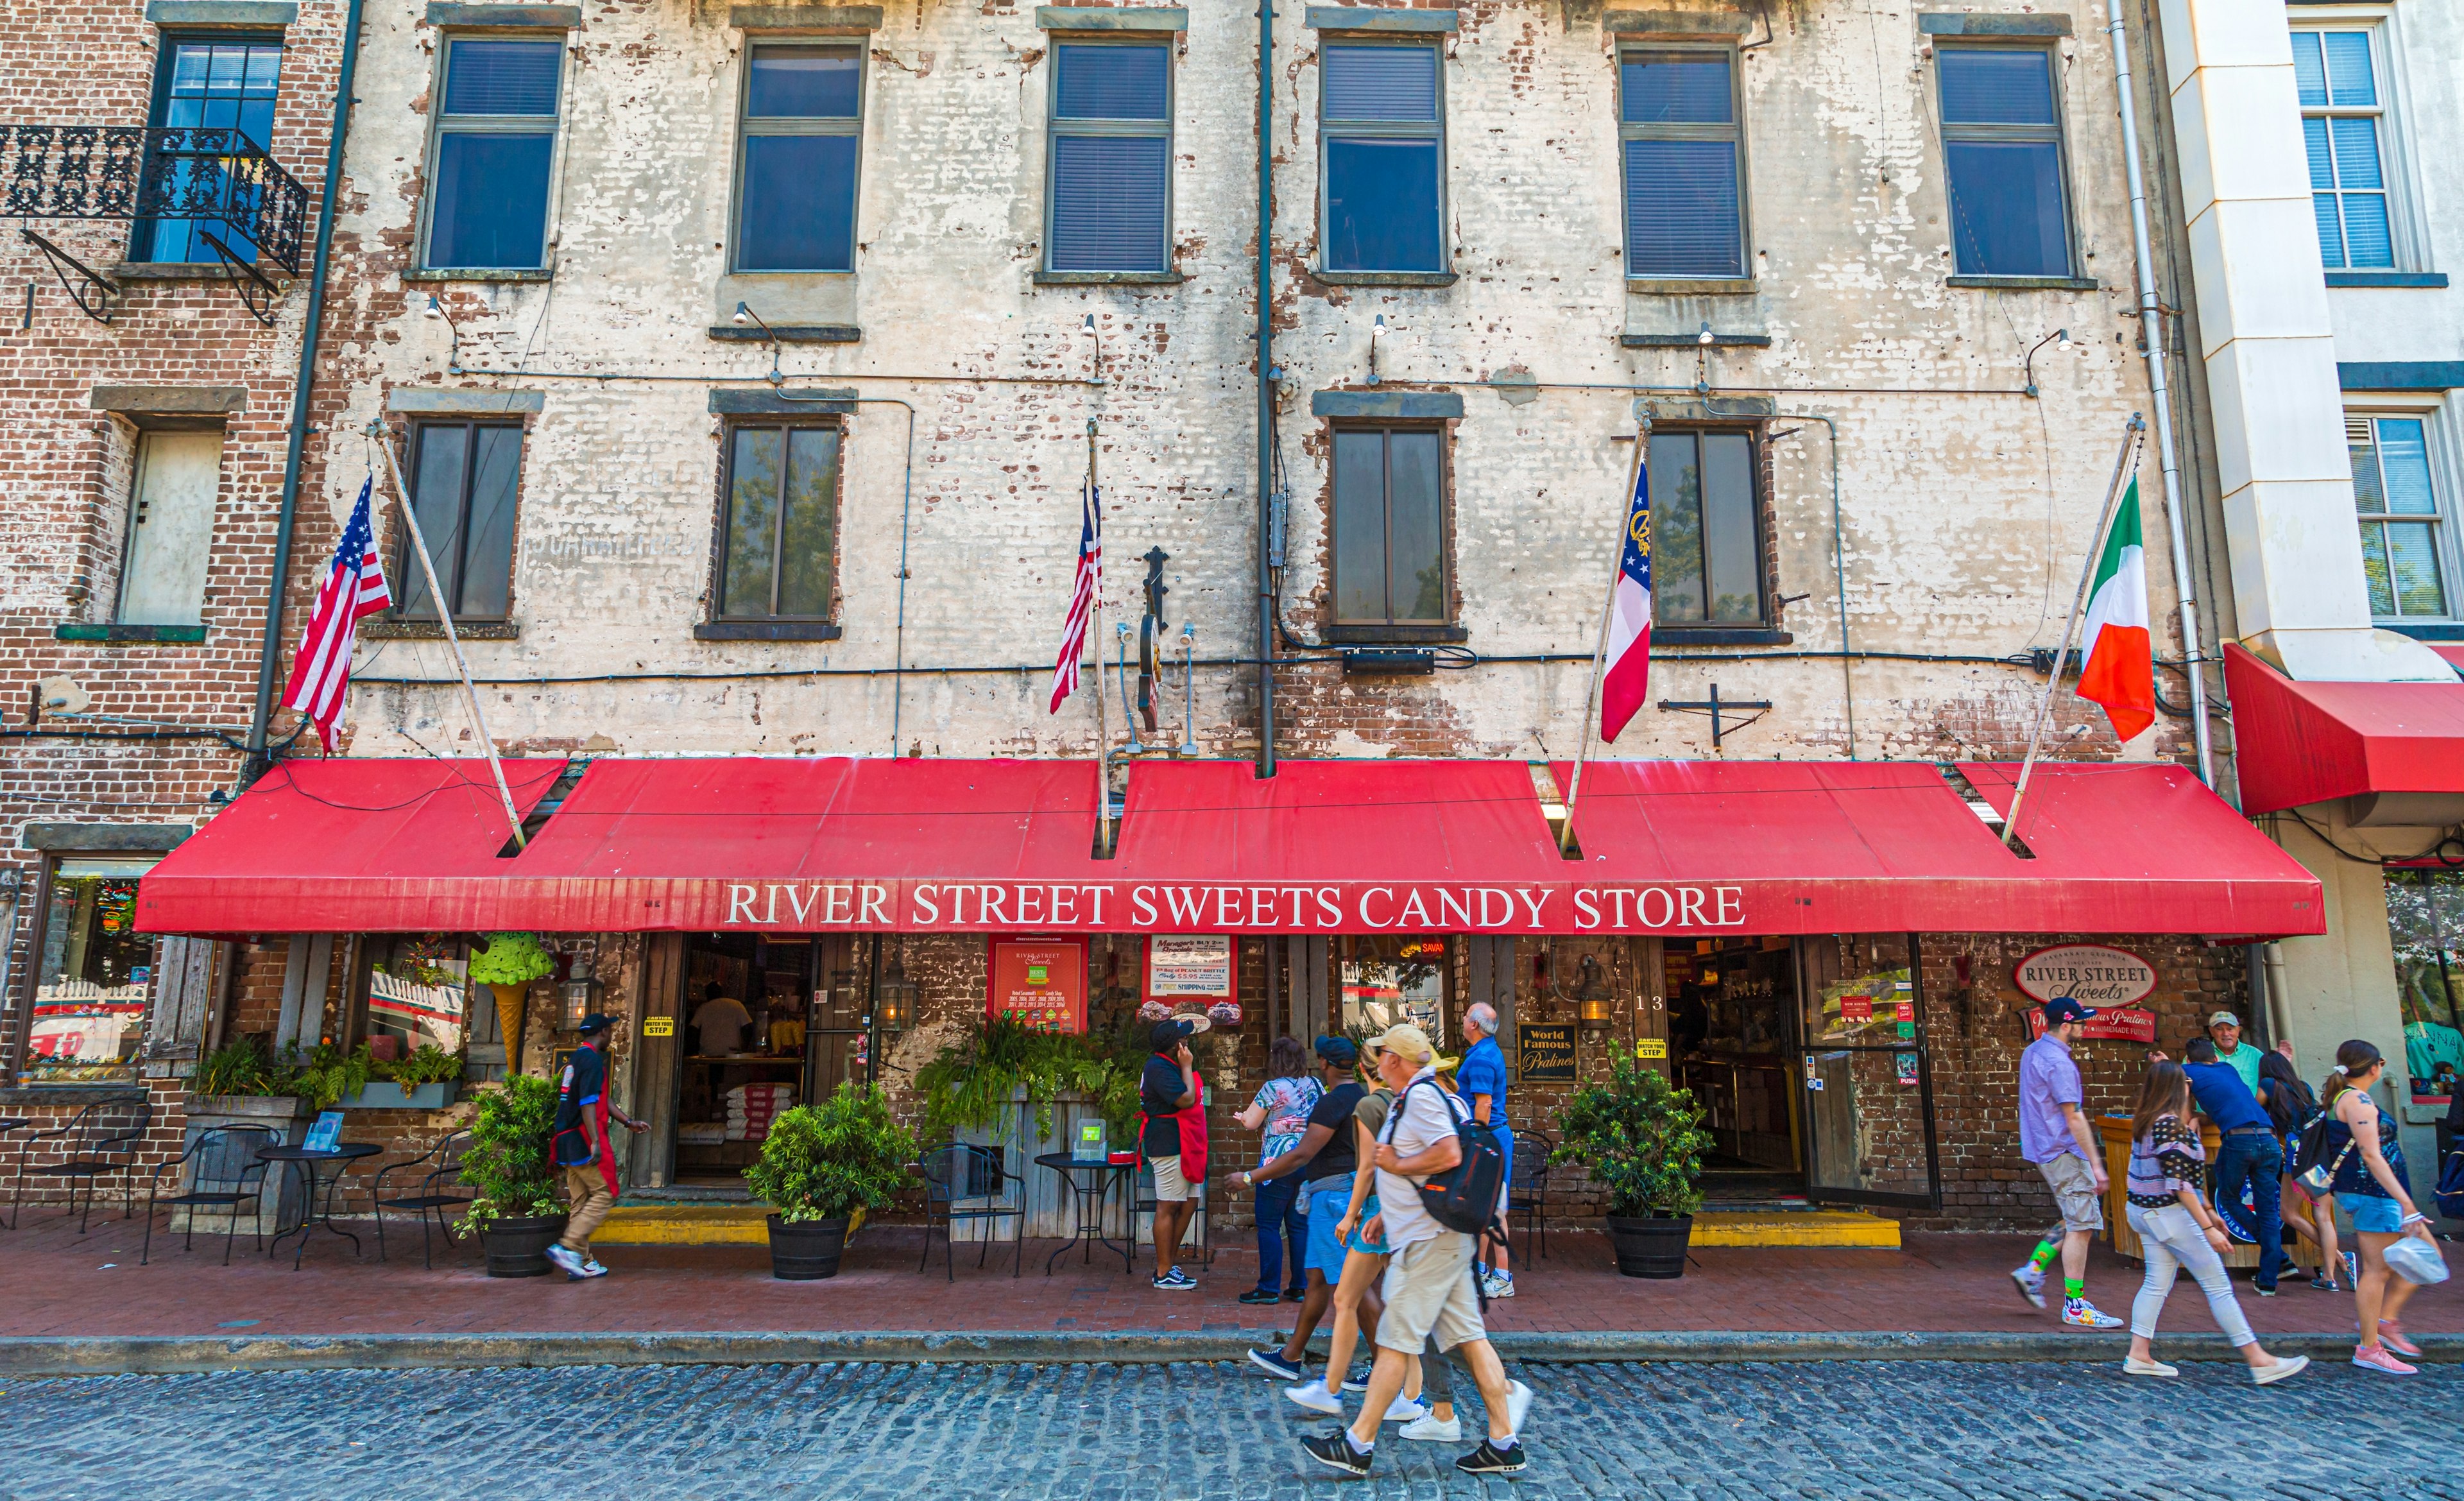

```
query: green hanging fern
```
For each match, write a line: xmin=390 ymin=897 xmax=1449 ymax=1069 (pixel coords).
xmin=916 ymin=1016 xmax=1145 ymax=1144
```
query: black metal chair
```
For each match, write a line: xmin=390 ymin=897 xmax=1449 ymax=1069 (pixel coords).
xmin=0 ymin=1117 xmax=31 ymax=1228
xmin=1510 ymin=1129 xmax=1553 ymax=1262
xmin=917 ymin=1143 xmax=1023 ymax=1280
xmin=12 ymin=1097 xmax=153 ymax=1232
xmin=141 ymin=1126 xmax=277 ymax=1265
xmin=1134 ymin=1165 xmax=1211 ymax=1269
xmin=371 ymin=1131 xmax=475 ymax=1268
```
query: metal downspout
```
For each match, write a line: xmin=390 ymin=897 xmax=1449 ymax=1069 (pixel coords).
xmin=247 ymin=0 xmax=369 ymax=772
xmin=2104 ymin=0 xmax=2214 ymax=785
xmin=1254 ymin=0 xmax=1278 ymax=779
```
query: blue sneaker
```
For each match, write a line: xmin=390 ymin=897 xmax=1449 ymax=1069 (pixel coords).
xmin=1248 ymin=1346 xmax=1305 ymax=1382
xmin=544 ymin=1244 xmax=585 ymax=1280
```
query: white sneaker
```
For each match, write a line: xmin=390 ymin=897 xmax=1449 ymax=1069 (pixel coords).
xmin=2252 ymin=1354 xmax=2309 ymax=1386
xmin=2010 ymin=1262 xmax=2047 ymax=1310
xmin=1502 ymin=1378 xmax=1534 ymax=1435
xmin=544 ymin=1244 xmax=584 ymax=1279
xmin=1382 ymin=1394 xmax=1428 ymax=1423
xmin=1482 ymin=1272 xmax=1516 ymax=1299
xmin=2121 ymin=1356 xmax=2177 ymax=1377
xmin=1399 ymin=1413 xmax=1461 ymax=1443
xmin=2061 ymin=1297 xmax=2125 ymax=1330
xmin=1283 ymin=1378 xmax=1343 ymax=1416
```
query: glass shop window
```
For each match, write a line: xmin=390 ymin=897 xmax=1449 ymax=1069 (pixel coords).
xmin=25 ymin=858 xmax=158 ymax=1084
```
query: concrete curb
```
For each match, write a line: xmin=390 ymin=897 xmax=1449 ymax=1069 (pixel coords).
xmin=3 ymin=1328 xmax=2457 ymax=1377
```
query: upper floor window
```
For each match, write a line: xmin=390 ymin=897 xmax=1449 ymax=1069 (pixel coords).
xmin=116 ymin=429 xmax=223 ymax=628
xmin=138 ymin=36 xmax=283 ymax=263
xmin=1650 ymin=429 xmax=1765 ymax=626
xmin=735 ymin=44 xmax=863 ymax=273
xmin=398 ymin=419 xmax=522 ymax=622
xmin=2350 ymin=415 xmax=2451 ymax=621
xmin=424 ymin=38 xmax=563 ymax=271
xmin=1935 ymin=46 xmax=2073 ymax=279
xmin=1047 ymin=40 xmax=1172 ymax=274
xmin=1319 ymin=41 xmax=1444 ymax=274
xmin=2295 ymin=30 xmax=2393 ymax=270
xmin=1620 ymin=49 xmax=1745 ymax=280
xmin=1331 ymin=425 xmax=1447 ymax=626
xmin=717 ymin=422 xmax=843 ymax=622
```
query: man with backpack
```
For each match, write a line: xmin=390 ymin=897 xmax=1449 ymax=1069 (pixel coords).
xmin=1303 ymin=1024 xmax=1533 ymax=1481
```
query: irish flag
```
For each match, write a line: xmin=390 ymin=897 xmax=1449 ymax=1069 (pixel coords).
xmin=2075 ymin=479 xmax=2155 ymax=741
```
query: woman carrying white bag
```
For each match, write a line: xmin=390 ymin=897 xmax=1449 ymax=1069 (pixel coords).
xmin=2319 ymin=1040 xmax=2445 ymax=1377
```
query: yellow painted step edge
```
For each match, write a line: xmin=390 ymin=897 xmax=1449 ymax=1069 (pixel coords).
xmin=1690 ymin=1212 xmax=1899 ymax=1249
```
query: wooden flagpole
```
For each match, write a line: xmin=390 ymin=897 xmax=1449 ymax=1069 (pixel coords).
xmin=1559 ymin=411 xmax=1650 ymax=857
xmin=369 ymin=423 xmax=529 ymax=851
xmin=2002 ymin=414 xmax=2145 ymax=852
xmin=1087 ymin=419 xmax=1113 ymax=855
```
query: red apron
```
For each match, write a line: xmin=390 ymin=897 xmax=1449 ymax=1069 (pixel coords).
xmin=1136 ymin=1076 xmax=1208 ymax=1183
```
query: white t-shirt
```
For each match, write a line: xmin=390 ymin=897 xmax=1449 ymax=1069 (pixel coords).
xmin=691 ymin=995 xmax=752 ymax=1054
xmin=1374 ymin=1067 xmax=1467 ymax=1251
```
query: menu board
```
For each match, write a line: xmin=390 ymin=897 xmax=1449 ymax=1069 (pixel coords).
xmin=986 ymin=936 xmax=1088 ymax=1034
xmin=1145 ymin=935 xmax=1235 ymax=1000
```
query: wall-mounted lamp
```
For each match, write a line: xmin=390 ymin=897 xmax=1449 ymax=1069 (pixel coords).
xmin=424 ymin=293 xmax=463 ymax=374
xmin=1367 ymin=314 xmax=1387 ymax=385
xmin=873 ymin=950 xmax=918 ymax=1034
xmin=560 ymin=957 xmax=601 ymax=1031
xmin=1697 ymin=320 xmax=1715 ymax=347
xmin=1082 ymin=312 xmax=1104 ymax=383
xmin=732 ymin=300 xmax=783 ymax=385
xmin=2023 ymin=328 xmax=2071 ymax=399
xmin=1174 ymin=621 xmax=1199 ymax=757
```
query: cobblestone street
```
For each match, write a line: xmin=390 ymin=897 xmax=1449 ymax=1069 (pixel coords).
xmin=6 ymin=1357 xmax=2455 ymax=1500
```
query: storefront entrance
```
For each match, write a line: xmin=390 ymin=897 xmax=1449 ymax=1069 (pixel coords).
xmin=666 ymin=934 xmax=868 ymax=1188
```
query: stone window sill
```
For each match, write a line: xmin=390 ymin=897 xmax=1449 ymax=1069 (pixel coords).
xmin=1322 ymin=624 xmax=1468 ymax=645
xmin=2326 ymin=271 xmax=2449 ymax=289
xmin=707 ymin=324 xmax=861 ymax=344
xmin=1627 ymin=278 xmax=1758 ymax=296
xmin=1944 ymin=274 xmax=2100 ymax=291
xmin=110 ymin=261 xmax=287 ymax=284
xmin=1654 ymin=626 xmax=1793 ymax=646
xmin=403 ymin=268 xmax=554 ymax=284
xmin=695 ymin=621 xmax=844 ymax=642
xmin=54 ymin=623 xmax=207 ymax=643
xmin=361 ymin=618 xmax=520 ymax=640
xmin=1033 ymin=270 xmax=1186 ymax=286
xmin=0 ymin=1083 xmax=148 ymax=1105
xmin=1621 ymin=332 xmax=1772 ymax=348
xmin=1314 ymin=271 xmax=1459 ymax=288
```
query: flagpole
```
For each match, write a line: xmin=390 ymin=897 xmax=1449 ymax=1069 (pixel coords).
xmin=1559 ymin=411 xmax=1650 ymax=857
xmin=2002 ymin=414 xmax=2144 ymax=852
xmin=1087 ymin=418 xmax=1113 ymax=857
xmin=368 ymin=422 xmax=528 ymax=852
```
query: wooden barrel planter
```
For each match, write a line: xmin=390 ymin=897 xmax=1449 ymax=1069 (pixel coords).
xmin=1605 ymin=1214 xmax=1693 ymax=1279
xmin=481 ymin=1215 xmax=569 ymax=1278
xmin=766 ymin=1215 xmax=852 ymax=1280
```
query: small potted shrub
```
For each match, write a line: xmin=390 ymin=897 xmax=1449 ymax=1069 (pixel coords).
xmin=1552 ymin=1058 xmax=1712 ymax=1279
xmin=468 ymin=932 xmax=555 ymax=1074
xmin=457 ymin=1074 xmax=566 ymax=1276
xmin=744 ymin=1082 xmax=918 ymax=1280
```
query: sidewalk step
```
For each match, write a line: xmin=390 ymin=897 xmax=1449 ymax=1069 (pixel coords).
xmin=594 ymin=1205 xmax=773 ymax=1245
xmin=1691 ymin=1210 xmax=1899 ymax=1249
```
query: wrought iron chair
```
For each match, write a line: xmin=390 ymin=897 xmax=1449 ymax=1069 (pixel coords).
xmin=917 ymin=1143 xmax=1023 ymax=1280
xmin=1510 ymin=1128 xmax=1553 ymax=1262
xmin=12 ymin=1097 xmax=154 ymax=1232
xmin=371 ymin=1131 xmax=475 ymax=1269
xmin=141 ymin=1126 xmax=277 ymax=1265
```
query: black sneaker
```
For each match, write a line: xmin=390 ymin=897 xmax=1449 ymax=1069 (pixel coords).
xmin=1238 ymin=1287 xmax=1283 ymax=1305
xmin=1283 ymin=1287 xmax=1306 ymax=1303
xmin=1248 ymin=1346 xmax=1305 ymax=1381
xmin=1303 ymin=1433 xmax=1373 ymax=1479
xmin=1455 ymin=1439 xmax=1529 ymax=1475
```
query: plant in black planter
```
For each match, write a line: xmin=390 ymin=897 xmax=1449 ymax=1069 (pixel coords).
xmin=1552 ymin=1059 xmax=1712 ymax=1279
xmin=456 ymin=1075 xmax=567 ymax=1277
xmin=744 ymin=1082 xmax=918 ymax=1280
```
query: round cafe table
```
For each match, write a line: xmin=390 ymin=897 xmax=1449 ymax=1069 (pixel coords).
xmin=257 ymin=1142 xmax=382 ymax=1270
xmin=1033 ymin=1152 xmax=1136 ymax=1276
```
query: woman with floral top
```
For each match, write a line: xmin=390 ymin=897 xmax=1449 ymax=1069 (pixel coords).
xmin=2123 ymin=1061 xmax=2308 ymax=1384
xmin=1235 ymin=1036 xmax=1323 ymax=1305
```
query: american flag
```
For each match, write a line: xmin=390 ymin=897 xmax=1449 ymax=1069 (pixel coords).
xmin=281 ymin=477 xmax=393 ymax=746
xmin=1599 ymin=450 xmax=1653 ymax=741
xmin=1047 ymin=481 xmax=1101 ymax=714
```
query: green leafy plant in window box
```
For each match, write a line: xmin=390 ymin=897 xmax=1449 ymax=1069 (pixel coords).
xmin=915 ymin=1015 xmax=1142 ymax=1145
xmin=379 ymin=1045 xmax=466 ymax=1089
xmin=289 ymin=1042 xmax=376 ymax=1111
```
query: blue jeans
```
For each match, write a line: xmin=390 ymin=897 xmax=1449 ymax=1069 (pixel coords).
xmin=2213 ymin=1129 xmax=2285 ymax=1290
xmin=1252 ymin=1172 xmax=1305 ymax=1293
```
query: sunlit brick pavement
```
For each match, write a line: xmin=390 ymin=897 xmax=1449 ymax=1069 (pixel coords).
xmin=5 ymin=1357 xmax=2457 ymax=1500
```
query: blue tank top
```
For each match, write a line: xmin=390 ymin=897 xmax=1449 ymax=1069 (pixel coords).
xmin=2325 ymin=1108 xmax=2405 ymax=1197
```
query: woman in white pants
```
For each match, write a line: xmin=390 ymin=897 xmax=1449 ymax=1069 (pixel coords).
xmin=2122 ymin=1061 xmax=2308 ymax=1384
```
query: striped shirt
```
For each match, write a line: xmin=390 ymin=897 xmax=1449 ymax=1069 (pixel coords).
xmin=2126 ymin=1115 xmax=2206 ymax=1208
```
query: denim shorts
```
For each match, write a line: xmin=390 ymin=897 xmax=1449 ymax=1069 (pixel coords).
xmin=1305 ymin=1181 xmax=1353 ymax=1276
xmin=2338 ymin=1191 xmax=2404 ymax=1235
xmin=1344 ymin=1194 xmax=1389 ymax=1257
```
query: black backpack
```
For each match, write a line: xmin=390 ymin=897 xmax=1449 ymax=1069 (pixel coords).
xmin=1384 ymin=1078 xmax=1508 ymax=1239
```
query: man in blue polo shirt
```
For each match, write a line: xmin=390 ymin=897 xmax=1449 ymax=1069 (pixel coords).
xmin=2186 ymin=1036 xmax=2284 ymax=1294
xmin=1457 ymin=1002 xmax=1514 ymax=1300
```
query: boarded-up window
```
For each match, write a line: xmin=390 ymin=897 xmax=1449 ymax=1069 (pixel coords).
xmin=116 ymin=430 xmax=222 ymax=626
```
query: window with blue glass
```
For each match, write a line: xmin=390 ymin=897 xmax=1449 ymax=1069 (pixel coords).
xmin=424 ymin=38 xmax=563 ymax=271
xmin=1935 ymin=46 xmax=2073 ymax=279
xmin=2295 ymin=30 xmax=2393 ymax=270
xmin=1046 ymin=42 xmax=1172 ymax=274
xmin=138 ymin=37 xmax=284 ymax=264
xmin=1620 ymin=49 xmax=1745 ymax=280
xmin=397 ymin=420 xmax=523 ymax=622
xmin=1319 ymin=42 xmax=1444 ymax=275
xmin=735 ymin=45 xmax=863 ymax=273
xmin=2350 ymin=415 xmax=2452 ymax=621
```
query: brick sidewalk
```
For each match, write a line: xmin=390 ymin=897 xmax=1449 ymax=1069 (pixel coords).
xmin=4 ymin=1206 xmax=2456 ymax=1342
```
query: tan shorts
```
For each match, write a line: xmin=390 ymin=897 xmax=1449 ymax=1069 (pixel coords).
xmin=1147 ymin=1154 xmax=1199 ymax=1202
xmin=2039 ymin=1153 xmax=2104 ymax=1233
xmin=1376 ymin=1231 xmax=1484 ymax=1356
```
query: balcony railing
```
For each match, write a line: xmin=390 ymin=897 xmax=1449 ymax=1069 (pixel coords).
xmin=2 ymin=124 xmax=311 ymax=275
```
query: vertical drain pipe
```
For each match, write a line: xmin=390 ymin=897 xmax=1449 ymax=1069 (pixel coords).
xmin=1254 ymin=0 xmax=1278 ymax=779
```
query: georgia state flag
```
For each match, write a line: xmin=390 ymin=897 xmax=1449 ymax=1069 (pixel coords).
xmin=1600 ymin=454 xmax=1652 ymax=741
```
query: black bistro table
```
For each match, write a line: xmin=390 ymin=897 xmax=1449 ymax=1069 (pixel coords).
xmin=1032 ymin=1152 xmax=1137 ymax=1276
xmin=257 ymin=1142 xmax=382 ymax=1269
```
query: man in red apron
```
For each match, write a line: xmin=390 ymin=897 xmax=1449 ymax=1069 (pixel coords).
xmin=1137 ymin=1017 xmax=1209 ymax=1289
xmin=546 ymin=1014 xmax=646 ymax=1280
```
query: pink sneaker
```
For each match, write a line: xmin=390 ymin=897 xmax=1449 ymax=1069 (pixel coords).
xmin=2352 ymin=1344 xmax=2418 ymax=1377
xmin=2377 ymin=1320 xmax=2422 ymax=1358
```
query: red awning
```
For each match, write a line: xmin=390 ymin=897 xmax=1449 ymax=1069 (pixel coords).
xmin=2223 ymin=642 xmax=2464 ymax=814
xmin=139 ymin=755 xmax=2321 ymax=938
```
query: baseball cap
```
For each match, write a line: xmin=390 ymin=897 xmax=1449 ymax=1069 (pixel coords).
xmin=1312 ymin=1034 xmax=1358 ymax=1065
xmin=2041 ymin=997 xmax=2099 ymax=1027
xmin=2207 ymin=1009 xmax=2241 ymax=1029
xmin=1149 ymin=1016 xmax=1209 ymax=1051
xmin=576 ymin=1013 xmax=615 ymax=1035
xmin=1367 ymin=1022 xmax=1435 ymax=1065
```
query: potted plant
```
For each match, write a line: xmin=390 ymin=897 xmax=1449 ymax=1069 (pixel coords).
xmin=468 ymin=932 xmax=554 ymax=1074
xmin=345 ymin=1044 xmax=466 ymax=1110
xmin=289 ymin=1041 xmax=375 ymax=1110
xmin=456 ymin=1074 xmax=567 ymax=1276
xmin=744 ymin=1082 xmax=918 ymax=1280
xmin=1552 ymin=1058 xmax=1712 ymax=1279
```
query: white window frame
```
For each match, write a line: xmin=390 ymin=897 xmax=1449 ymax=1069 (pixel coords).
xmin=2346 ymin=399 xmax=2463 ymax=624
xmin=2291 ymin=10 xmax=2427 ymax=275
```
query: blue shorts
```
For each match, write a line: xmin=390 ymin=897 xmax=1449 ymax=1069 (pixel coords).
xmin=1496 ymin=1129 xmax=1514 ymax=1210
xmin=1344 ymin=1194 xmax=1389 ymax=1257
xmin=2338 ymin=1191 xmax=2404 ymax=1235
xmin=1305 ymin=1181 xmax=1353 ymax=1276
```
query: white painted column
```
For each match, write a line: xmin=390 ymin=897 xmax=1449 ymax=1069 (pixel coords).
xmin=2156 ymin=0 xmax=2452 ymax=682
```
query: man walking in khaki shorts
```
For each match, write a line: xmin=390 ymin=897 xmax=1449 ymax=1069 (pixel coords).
xmin=2010 ymin=997 xmax=2125 ymax=1328
xmin=1302 ymin=1024 xmax=1532 ymax=1480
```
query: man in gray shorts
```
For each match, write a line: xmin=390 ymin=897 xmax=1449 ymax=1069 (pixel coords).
xmin=1301 ymin=1024 xmax=1533 ymax=1480
xmin=2010 ymin=996 xmax=2124 ymax=1328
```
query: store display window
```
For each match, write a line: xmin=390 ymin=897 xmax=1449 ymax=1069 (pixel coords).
xmin=24 ymin=857 xmax=158 ymax=1083
xmin=2388 ymin=870 xmax=2464 ymax=1099
xmin=1339 ymin=935 xmax=1450 ymax=1049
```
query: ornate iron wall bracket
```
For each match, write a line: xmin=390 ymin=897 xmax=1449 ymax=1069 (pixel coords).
xmin=18 ymin=228 xmax=117 ymax=324
xmin=199 ymin=228 xmax=281 ymax=326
